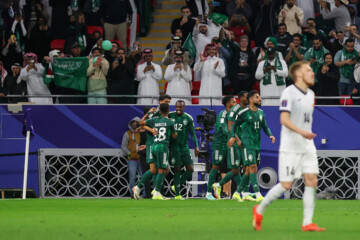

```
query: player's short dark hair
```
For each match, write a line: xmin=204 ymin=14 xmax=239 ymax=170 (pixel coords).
xmin=289 ymin=60 xmax=310 ymax=81
xmin=292 ymin=33 xmax=302 ymax=41
xmin=247 ymin=90 xmax=259 ymax=101
xmin=238 ymin=91 xmax=248 ymax=98
xmin=345 ymin=38 xmax=355 ymax=45
xmin=159 ymin=103 xmax=169 ymax=114
xmin=159 ymin=94 xmax=171 ymax=101
xmin=313 ymin=36 xmax=321 ymax=42
xmin=143 ymin=106 xmax=152 ymax=115
xmin=181 ymin=6 xmax=190 ymax=11
xmin=175 ymin=100 xmax=185 ymax=106
xmin=223 ymin=95 xmax=234 ymax=106
xmin=278 ymin=23 xmax=287 ymax=28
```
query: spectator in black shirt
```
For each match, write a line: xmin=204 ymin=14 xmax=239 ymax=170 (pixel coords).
xmin=64 ymin=13 xmax=88 ymax=55
xmin=4 ymin=62 xmax=27 ymax=103
xmin=274 ymin=23 xmax=292 ymax=59
xmin=171 ymin=6 xmax=196 ymax=42
xmin=1 ymin=35 xmax=23 ymax=73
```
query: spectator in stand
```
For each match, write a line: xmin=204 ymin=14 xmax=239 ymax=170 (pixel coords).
xmin=297 ymin=0 xmax=317 ymax=25
xmin=166 ymin=29 xmax=183 ymax=50
xmin=278 ymin=0 xmax=304 ymax=35
xmin=213 ymin=36 xmax=231 ymax=93
xmin=121 ymin=117 xmax=142 ymax=197
xmin=345 ymin=24 xmax=360 ymax=51
xmin=304 ymin=36 xmax=330 ymax=93
xmin=257 ymin=37 xmax=284 ymax=64
xmin=83 ymin=0 xmax=101 ymax=26
xmin=255 ymin=47 xmax=288 ymax=106
xmin=302 ymin=18 xmax=328 ymax=51
xmin=274 ymin=23 xmax=292 ymax=59
xmin=100 ymin=0 xmax=132 ymax=50
xmin=226 ymin=0 xmax=252 ymax=20
xmin=70 ymin=42 xmax=84 ymax=57
xmin=319 ymin=0 xmax=351 ymax=33
xmin=194 ymin=43 xmax=225 ymax=105
xmin=129 ymin=41 xmax=142 ymax=65
xmin=252 ymin=0 xmax=282 ymax=47
xmin=227 ymin=14 xmax=250 ymax=43
xmin=1 ymin=0 xmax=22 ymax=34
xmin=19 ymin=53 xmax=52 ymax=104
xmin=231 ymin=35 xmax=256 ymax=93
xmin=162 ymin=36 xmax=190 ymax=66
xmin=193 ymin=20 xmax=213 ymax=67
xmin=86 ymin=31 xmax=102 ymax=56
xmin=49 ymin=0 xmax=70 ymax=39
xmin=164 ymin=49 xmax=192 ymax=105
xmin=0 ymin=61 xmax=8 ymax=103
xmin=88 ymin=35 xmax=104 ymax=58
xmin=104 ymin=41 xmax=119 ymax=90
xmin=348 ymin=4 xmax=360 ymax=32
xmin=171 ymin=6 xmax=196 ymax=42
xmin=326 ymin=30 xmax=345 ymax=56
xmin=87 ymin=47 xmax=109 ymax=104
xmin=135 ymin=48 xmax=162 ymax=105
xmin=353 ymin=62 xmax=360 ymax=104
xmin=285 ymin=33 xmax=307 ymax=82
xmin=316 ymin=53 xmax=340 ymax=105
xmin=10 ymin=13 xmax=27 ymax=53
xmin=64 ymin=13 xmax=88 ymax=55
xmin=1 ymin=35 xmax=23 ymax=73
xmin=108 ymin=47 xmax=136 ymax=104
xmin=23 ymin=0 xmax=50 ymax=38
xmin=334 ymin=38 xmax=359 ymax=95
xmin=4 ymin=62 xmax=27 ymax=103
xmin=28 ymin=16 xmax=51 ymax=62
xmin=186 ymin=0 xmax=209 ymax=17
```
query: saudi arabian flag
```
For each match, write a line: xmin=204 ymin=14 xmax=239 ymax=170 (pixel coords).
xmin=183 ymin=33 xmax=196 ymax=58
xmin=52 ymin=57 xmax=89 ymax=92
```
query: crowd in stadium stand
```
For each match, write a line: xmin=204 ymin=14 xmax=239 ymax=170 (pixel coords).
xmin=0 ymin=0 xmax=360 ymax=105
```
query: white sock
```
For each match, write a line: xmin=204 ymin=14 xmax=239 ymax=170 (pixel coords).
xmin=255 ymin=192 xmax=262 ymax=198
xmin=303 ymin=186 xmax=315 ymax=226
xmin=153 ymin=191 xmax=160 ymax=197
xmin=257 ymin=183 xmax=286 ymax=215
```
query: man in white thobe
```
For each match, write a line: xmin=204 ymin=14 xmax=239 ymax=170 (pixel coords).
xmin=194 ymin=43 xmax=225 ymax=105
xmin=136 ymin=48 xmax=162 ymax=105
xmin=164 ymin=50 xmax=192 ymax=105
xmin=255 ymin=47 xmax=288 ymax=106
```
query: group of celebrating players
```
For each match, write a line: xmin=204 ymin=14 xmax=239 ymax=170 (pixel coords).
xmin=133 ymin=60 xmax=325 ymax=232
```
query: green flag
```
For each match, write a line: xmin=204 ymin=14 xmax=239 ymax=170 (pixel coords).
xmin=52 ymin=57 xmax=89 ymax=92
xmin=183 ymin=33 xmax=196 ymax=58
xmin=208 ymin=13 xmax=228 ymax=25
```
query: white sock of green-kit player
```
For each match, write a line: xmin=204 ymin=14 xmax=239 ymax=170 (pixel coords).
xmin=302 ymin=186 xmax=315 ymax=226
xmin=257 ymin=183 xmax=286 ymax=215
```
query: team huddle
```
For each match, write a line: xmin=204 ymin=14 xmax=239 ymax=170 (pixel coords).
xmin=133 ymin=60 xmax=325 ymax=232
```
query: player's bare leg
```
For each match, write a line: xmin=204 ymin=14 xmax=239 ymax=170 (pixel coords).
xmin=301 ymin=173 xmax=325 ymax=231
xmin=153 ymin=168 xmax=169 ymax=200
xmin=248 ymin=164 xmax=263 ymax=202
xmin=134 ymin=163 xmax=158 ymax=200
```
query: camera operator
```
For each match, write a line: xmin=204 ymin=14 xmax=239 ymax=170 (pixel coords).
xmin=162 ymin=36 xmax=191 ymax=66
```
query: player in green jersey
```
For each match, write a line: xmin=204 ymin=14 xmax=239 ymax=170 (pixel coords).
xmin=168 ymin=100 xmax=199 ymax=200
xmin=228 ymin=90 xmax=276 ymax=202
xmin=206 ymin=96 xmax=237 ymax=200
xmin=212 ymin=91 xmax=248 ymax=200
xmin=142 ymin=103 xmax=177 ymax=200
xmin=133 ymin=94 xmax=171 ymax=200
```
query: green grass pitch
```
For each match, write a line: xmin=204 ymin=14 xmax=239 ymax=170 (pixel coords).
xmin=0 ymin=199 xmax=359 ymax=239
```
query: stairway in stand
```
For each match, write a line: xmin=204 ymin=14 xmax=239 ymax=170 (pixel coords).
xmin=140 ymin=0 xmax=184 ymax=92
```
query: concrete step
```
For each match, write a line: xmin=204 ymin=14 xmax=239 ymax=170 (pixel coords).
xmin=145 ymin=32 xmax=172 ymax=38
xmin=153 ymin=17 xmax=178 ymax=23
xmin=161 ymin=1 xmax=184 ymax=10
xmin=154 ymin=10 xmax=179 ymax=16
xmin=151 ymin=23 xmax=172 ymax=30
xmin=142 ymin=37 xmax=171 ymax=44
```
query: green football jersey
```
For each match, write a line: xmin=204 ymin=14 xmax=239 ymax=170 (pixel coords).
xmin=145 ymin=108 xmax=161 ymax=145
xmin=212 ymin=109 xmax=229 ymax=150
xmin=146 ymin=116 xmax=175 ymax=150
xmin=228 ymin=104 xmax=246 ymax=140
xmin=231 ymin=108 xmax=272 ymax=150
xmin=168 ymin=112 xmax=198 ymax=151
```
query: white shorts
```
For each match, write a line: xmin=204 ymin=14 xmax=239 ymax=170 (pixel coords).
xmin=278 ymin=151 xmax=319 ymax=182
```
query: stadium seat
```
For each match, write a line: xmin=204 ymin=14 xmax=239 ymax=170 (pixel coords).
xmin=50 ymin=39 xmax=65 ymax=52
xmin=192 ymin=81 xmax=200 ymax=92
xmin=250 ymin=40 xmax=255 ymax=49
xmin=339 ymin=95 xmax=354 ymax=105
xmin=185 ymin=163 xmax=208 ymax=198
xmin=87 ymin=26 xmax=104 ymax=37
xmin=192 ymin=94 xmax=199 ymax=104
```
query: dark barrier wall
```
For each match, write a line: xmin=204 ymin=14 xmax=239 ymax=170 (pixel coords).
xmin=1 ymin=105 xmax=359 ymax=196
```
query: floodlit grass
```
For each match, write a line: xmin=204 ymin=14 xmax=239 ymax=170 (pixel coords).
xmin=0 ymin=199 xmax=359 ymax=239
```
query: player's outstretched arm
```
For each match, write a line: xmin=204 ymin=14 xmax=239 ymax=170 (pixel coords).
xmin=260 ymin=112 xmax=275 ymax=143
xmin=280 ymin=112 xmax=316 ymax=139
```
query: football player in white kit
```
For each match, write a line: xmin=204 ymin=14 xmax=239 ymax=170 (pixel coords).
xmin=252 ymin=61 xmax=326 ymax=232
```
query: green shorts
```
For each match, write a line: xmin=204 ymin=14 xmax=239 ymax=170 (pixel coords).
xmin=152 ymin=150 xmax=169 ymax=169
xmin=146 ymin=144 xmax=155 ymax=164
xmin=227 ymin=146 xmax=241 ymax=169
xmin=170 ymin=149 xmax=193 ymax=167
xmin=241 ymin=148 xmax=260 ymax=166
xmin=212 ymin=148 xmax=227 ymax=166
